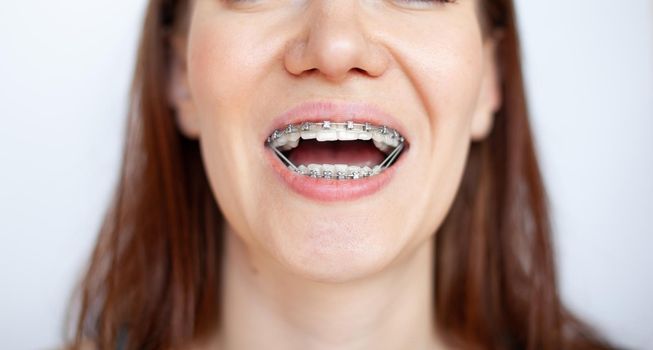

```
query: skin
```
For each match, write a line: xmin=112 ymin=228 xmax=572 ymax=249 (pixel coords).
xmin=170 ymin=0 xmax=502 ymax=349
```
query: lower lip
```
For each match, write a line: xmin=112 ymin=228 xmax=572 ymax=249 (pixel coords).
xmin=264 ymin=148 xmax=406 ymax=202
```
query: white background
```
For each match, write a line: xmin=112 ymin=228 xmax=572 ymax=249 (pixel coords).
xmin=0 ymin=0 xmax=651 ymax=349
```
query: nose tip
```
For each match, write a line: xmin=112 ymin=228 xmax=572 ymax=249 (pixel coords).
xmin=284 ymin=5 xmax=388 ymax=82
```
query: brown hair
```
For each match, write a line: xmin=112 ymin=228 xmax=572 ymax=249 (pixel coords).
xmin=70 ymin=0 xmax=616 ymax=349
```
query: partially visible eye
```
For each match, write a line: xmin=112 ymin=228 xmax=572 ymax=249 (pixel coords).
xmin=223 ymin=0 xmax=262 ymax=5
xmin=222 ymin=0 xmax=268 ymax=10
xmin=392 ymin=0 xmax=456 ymax=10
xmin=222 ymin=0 xmax=288 ymax=10
xmin=397 ymin=0 xmax=456 ymax=2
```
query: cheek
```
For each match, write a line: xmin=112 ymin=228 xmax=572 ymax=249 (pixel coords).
xmin=422 ymin=37 xmax=483 ymax=166
xmin=186 ymin=20 xmax=272 ymax=235
xmin=187 ymin=22 xmax=262 ymax=118
xmin=385 ymin=12 xmax=485 ymax=170
xmin=397 ymin=22 xmax=484 ymax=235
xmin=411 ymin=32 xmax=484 ymax=137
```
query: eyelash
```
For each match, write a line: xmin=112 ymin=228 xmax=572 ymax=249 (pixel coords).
xmin=394 ymin=0 xmax=456 ymax=6
xmin=224 ymin=0 xmax=457 ymax=12
xmin=227 ymin=0 xmax=456 ymax=4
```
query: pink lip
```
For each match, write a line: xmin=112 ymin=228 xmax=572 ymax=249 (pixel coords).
xmin=264 ymin=147 xmax=407 ymax=202
xmin=263 ymin=101 xmax=409 ymax=202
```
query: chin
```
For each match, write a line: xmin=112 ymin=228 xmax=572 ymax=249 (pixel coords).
xmin=265 ymin=216 xmax=405 ymax=283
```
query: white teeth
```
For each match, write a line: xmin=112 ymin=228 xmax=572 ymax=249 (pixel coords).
xmin=373 ymin=140 xmax=391 ymax=154
xmin=371 ymin=132 xmax=385 ymax=143
xmin=357 ymin=132 xmax=372 ymax=141
xmin=279 ymin=139 xmax=299 ymax=151
xmin=334 ymin=164 xmax=348 ymax=173
xmin=307 ymin=164 xmax=321 ymax=178
xmin=337 ymin=130 xmax=359 ymax=141
xmin=300 ymin=131 xmax=318 ymax=140
xmin=287 ymin=131 xmax=301 ymax=142
xmin=275 ymin=134 xmax=289 ymax=147
xmin=269 ymin=121 xmax=406 ymax=179
xmin=269 ymin=121 xmax=402 ymax=152
xmin=349 ymin=166 xmax=361 ymax=179
xmin=385 ymin=134 xmax=399 ymax=148
xmin=316 ymin=129 xmax=338 ymax=141
xmin=322 ymin=164 xmax=335 ymax=178
xmin=291 ymin=163 xmax=380 ymax=179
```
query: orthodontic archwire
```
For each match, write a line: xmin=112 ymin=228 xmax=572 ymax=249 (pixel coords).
xmin=270 ymin=146 xmax=299 ymax=172
xmin=266 ymin=121 xmax=406 ymax=177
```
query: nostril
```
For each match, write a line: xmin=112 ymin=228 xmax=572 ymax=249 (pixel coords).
xmin=295 ymin=68 xmax=319 ymax=78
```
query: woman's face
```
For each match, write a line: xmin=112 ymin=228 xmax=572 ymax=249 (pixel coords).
xmin=171 ymin=0 xmax=501 ymax=282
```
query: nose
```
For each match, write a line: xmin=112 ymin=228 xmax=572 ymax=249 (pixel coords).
xmin=284 ymin=1 xmax=389 ymax=82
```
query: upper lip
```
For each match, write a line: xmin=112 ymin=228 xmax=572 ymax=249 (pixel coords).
xmin=263 ymin=100 xmax=409 ymax=143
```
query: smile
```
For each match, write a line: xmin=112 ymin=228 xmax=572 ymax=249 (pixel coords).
xmin=266 ymin=121 xmax=406 ymax=180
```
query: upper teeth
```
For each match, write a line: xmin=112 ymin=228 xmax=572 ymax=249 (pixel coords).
xmin=267 ymin=121 xmax=404 ymax=154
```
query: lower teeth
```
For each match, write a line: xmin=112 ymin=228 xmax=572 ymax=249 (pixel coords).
xmin=271 ymin=141 xmax=404 ymax=180
xmin=292 ymin=164 xmax=382 ymax=180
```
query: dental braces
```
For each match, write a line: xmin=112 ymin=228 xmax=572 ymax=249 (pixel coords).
xmin=266 ymin=121 xmax=405 ymax=180
xmin=266 ymin=121 xmax=405 ymax=144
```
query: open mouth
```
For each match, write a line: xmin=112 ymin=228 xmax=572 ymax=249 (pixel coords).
xmin=266 ymin=121 xmax=406 ymax=180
